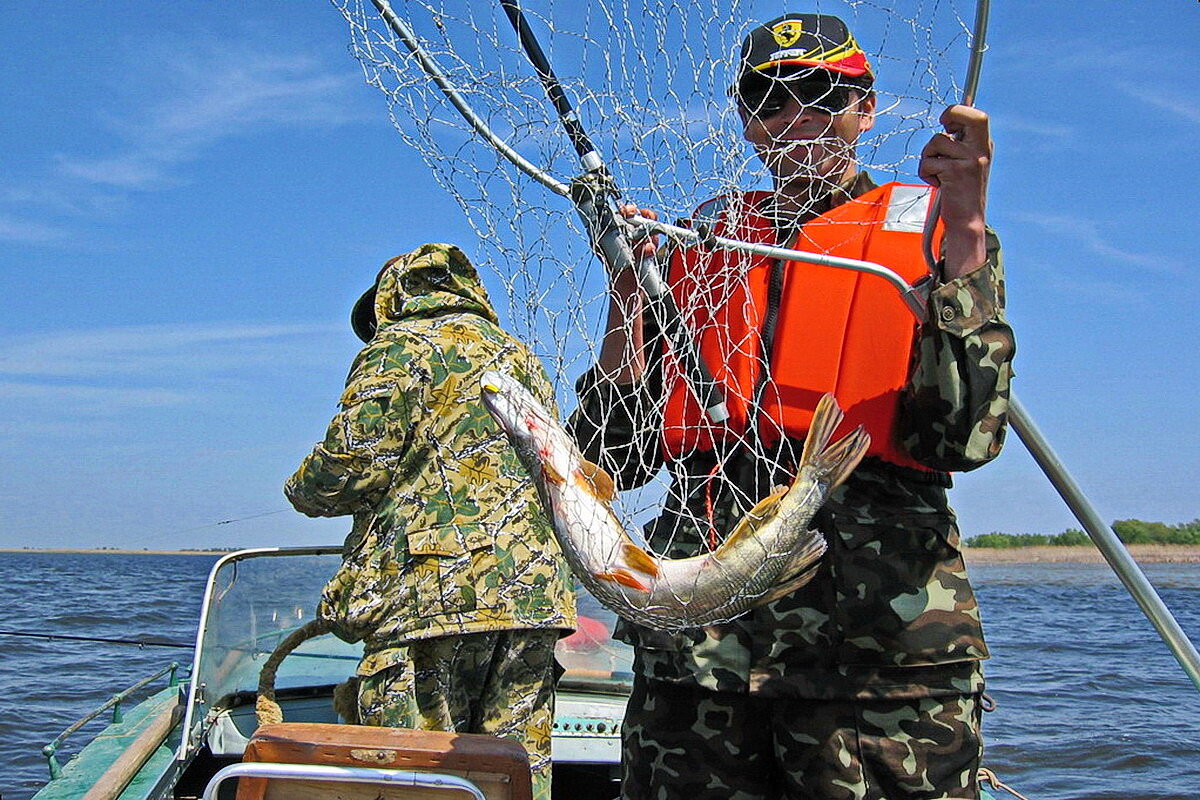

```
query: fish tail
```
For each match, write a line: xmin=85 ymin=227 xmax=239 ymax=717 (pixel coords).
xmin=800 ymin=393 xmax=870 ymax=489
xmin=753 ymin=556 xmax=824 ymax=607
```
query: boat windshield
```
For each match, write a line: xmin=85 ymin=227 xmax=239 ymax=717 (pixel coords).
xmin=185 ymin=548 xmax=634 ymax=748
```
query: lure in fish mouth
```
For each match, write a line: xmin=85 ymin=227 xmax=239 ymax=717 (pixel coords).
xmin=480 ymin=370 xmax=869 ymax=632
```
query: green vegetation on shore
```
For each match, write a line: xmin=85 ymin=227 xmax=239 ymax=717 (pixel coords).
xmin=967 ymin=519 xmax=1200 ymax=548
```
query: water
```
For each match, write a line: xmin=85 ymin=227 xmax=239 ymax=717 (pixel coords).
xmin=971 ymin=562 xmax=1200 ymax=799
xmin=0 ymin=552 xmax=217 ymax=800
xmin=1 ymin=553 xmax=1198 ymax=800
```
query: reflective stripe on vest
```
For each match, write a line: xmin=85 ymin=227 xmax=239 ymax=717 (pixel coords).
xmin=661 ymin=182 xmax=942 ymax=471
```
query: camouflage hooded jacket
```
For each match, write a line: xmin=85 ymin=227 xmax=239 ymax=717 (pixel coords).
xmin=570 ymin=174 xmax=1016 ymax=700
xmin=286 ymin=244 xmax=576 ymax=677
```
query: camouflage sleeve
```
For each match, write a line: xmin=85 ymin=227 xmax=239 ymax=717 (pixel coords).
xmin=568 ymin=310 xmax=666 ymax=490
xmin=899 ymin=228 xmax=1016 ymax=472
xmin=284 ymin=380 xmax=410 ymax=517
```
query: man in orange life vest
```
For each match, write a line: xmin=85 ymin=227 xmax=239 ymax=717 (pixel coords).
xmin=569 ymin=12 xmax=1015 ymax=800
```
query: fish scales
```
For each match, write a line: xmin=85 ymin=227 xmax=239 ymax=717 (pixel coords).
xmin=480 ymin=371 xmax=869 ymax=631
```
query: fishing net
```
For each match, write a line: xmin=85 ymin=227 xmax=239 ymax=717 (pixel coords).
xmin=331 ymin=0 xmax=982 ymax=629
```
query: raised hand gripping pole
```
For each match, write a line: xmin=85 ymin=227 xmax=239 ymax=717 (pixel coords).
xmin=918 ymin=0 xmax=1200 ymax=691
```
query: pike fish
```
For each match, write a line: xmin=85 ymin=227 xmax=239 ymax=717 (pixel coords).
xmin=480 ymin=371 xmax=869 ymax=631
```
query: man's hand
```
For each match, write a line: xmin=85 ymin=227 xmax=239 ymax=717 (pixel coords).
xmin=593 ymin=204 xmax=660 ymax=383
xmin=919 ymin=105 xmax=992 ymax=280
xmin=617 ymin=204 xmax=661 ymax=265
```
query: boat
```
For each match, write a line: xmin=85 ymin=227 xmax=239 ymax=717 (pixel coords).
xmin=29 ymin=545 xmax=1024 ymax=800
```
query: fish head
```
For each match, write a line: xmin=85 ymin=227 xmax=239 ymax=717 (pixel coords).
xmin=480 ymin=371 xmax=576 ymax=481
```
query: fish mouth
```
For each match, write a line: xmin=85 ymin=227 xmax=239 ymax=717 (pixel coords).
xmin=479 ymin=371 xmax=519 ymax=433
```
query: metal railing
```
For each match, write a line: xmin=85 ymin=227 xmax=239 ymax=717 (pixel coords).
xmin=201 ymin=762 xmax=488 ymax=800
xmin=41 ymin=662 xmax=182 ymax=780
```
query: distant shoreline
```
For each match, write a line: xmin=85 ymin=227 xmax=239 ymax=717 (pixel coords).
xmin=4 ymin=544 xmax=1200 ymax=563
xmin=964 ymin=544 xmax=1200 ymax=564
xmin=0 ymin=548 xmax=230 ymax=556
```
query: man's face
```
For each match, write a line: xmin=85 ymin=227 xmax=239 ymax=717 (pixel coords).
xmin=737 ymin=71 xmax=876 ymax=189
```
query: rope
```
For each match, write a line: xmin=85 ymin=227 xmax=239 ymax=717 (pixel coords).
xmin=254 ymin=618 xmax=335 ymax=727
xmin=703 ymin=459 xmax=722 ymax=551
xmin=978 ymin=768 xmax=1032 ymax=800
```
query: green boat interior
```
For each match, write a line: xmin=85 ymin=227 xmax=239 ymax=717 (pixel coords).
xmin=34 ymin=548 xmax=634 ymax=800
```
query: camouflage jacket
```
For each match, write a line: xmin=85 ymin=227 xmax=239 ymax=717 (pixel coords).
xmin=570 ymin=175 xmax=1015 ymax=699
xmin=286 ymin=243 xmax=576 ymax=677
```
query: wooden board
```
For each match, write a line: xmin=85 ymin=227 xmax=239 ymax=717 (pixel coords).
xmin=236 ymin=722 xmax=533 ymax=800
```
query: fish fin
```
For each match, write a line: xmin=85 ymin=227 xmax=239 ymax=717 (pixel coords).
xmin=542 ymin=461 xmax=567 ymax=486
xmin=620 ymin=542 xmax=661 ymax=578
xmin=752 ymin=559 xmax=824 ymax=607
xmin=577 ymin=459 xmax=618 ymax=502
xmin=711 ymin=484 xmax=790 ymax=558
xmin=750 ymin=530 xmax=829 ymax=607
xmin=800 ymin=393 xmax=870 ymax=490
xmin=780 ymin=529 xmax=828 ymax=579
xmin=595 ymin=569 xmax=650 ymax=592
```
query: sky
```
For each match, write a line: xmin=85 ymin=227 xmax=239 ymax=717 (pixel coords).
xmin=1 ymin=1 xmax=1198 ymax=552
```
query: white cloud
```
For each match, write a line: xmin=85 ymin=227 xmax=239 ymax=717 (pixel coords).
xmin=990 ymin=115 xmax=1075 ymax=145
xmin=1012 ymin=211 xmax=1183 ymax=276
xmin=1114 ymin=81 xmax=1200 ymax=126
xmin=0 ymin=321 xmax=344 ymax=382
xmin=0 ymin=380 xmax=189 ymax=408
xmin=2 ymin=34 xmax=369 ymax=239
xmin=58 ymin=44 xmax=363 ymax=190
xmin=0 ymin=213 xmax=69 ymax=243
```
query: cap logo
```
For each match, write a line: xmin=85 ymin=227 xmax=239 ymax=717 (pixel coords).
xmin=771 ymin=20 xmax=804 ymax=49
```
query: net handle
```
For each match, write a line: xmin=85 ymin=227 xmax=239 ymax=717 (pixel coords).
xmin=920 ymin=0 xmax=991 ymax=272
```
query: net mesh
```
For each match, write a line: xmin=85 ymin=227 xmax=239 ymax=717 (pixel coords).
xmin=331 ymin=0 xmax=980 ymax=629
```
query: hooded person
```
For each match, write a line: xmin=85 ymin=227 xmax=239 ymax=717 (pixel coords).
xmin=285 ymin=243 xmax=577 ymax=800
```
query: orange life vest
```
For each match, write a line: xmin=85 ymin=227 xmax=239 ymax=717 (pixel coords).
xmin=661 ymin=181 xmax=942 ymax=472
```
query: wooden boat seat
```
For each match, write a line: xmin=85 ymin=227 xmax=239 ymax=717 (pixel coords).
xmin=234 ymin=722 xmax=533 ymax=800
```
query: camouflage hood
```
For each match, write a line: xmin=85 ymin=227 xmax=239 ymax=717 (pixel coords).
xmin=352 ymin=243 xmax=498 ymax=341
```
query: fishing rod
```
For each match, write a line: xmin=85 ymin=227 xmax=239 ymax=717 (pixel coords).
xmin=504 ymin=0 xmax=730 ymax=424
xmin=0 ymin=629 xmax=193 ymax=649
xmin=360 ymin=0 xmax=1200 ymax=690
xmin=496 ymin=1 xmax=727 ymax=425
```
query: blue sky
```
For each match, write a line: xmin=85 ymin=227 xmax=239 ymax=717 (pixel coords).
xmin=2 ymin=1 xmax=1198 ymax=551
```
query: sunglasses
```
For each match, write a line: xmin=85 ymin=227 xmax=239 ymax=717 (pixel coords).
xmin=738 ymin=79 xmax=861 ymax=118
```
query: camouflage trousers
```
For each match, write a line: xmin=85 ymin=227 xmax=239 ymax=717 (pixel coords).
xmin=622 ymin=678 xmax=983 ymax=800
xmin=357 ymin=629 xmax=561 ymax=800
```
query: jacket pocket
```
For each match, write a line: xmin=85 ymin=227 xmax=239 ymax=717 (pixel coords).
xmin=831 ymin=514 xmax=988 ymax=667
xmin=405 ymin=523 xmax=495 ymax=619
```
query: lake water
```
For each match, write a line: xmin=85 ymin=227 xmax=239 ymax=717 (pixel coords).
xmin=1 ymin=552 xmax=1198 ymax=799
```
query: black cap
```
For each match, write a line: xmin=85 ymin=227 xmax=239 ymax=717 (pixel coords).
xmin=350 ymin=285 xmax=377 ymax=343
xmin=738 ymin=14 xmax=874 ymax=86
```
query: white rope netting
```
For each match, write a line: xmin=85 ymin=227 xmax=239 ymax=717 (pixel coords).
xmin=331 ymin=0 xmax=980 ymax=628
